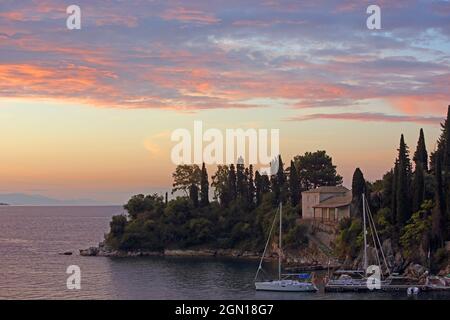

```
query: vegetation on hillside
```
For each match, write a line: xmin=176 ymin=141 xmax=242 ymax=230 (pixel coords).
xmin=335 ymin=107 xmax=450 ymax=272
xmin=105 ymin=151 xmax=341 ymax=253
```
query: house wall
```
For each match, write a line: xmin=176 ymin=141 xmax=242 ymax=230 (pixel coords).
xmin=338 ymin=206 xmax=350 ymax=220
xmin=312 ymin=205 xmax=350 ymax=222
xmin=301 ymin=192 xmax=319 ymax=218
xmin=301 ymin=191 xmax=347 ymax=219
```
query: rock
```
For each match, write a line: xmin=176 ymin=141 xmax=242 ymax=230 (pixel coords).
xmin=164 ymin=249 xmax=216 ymax=257
xmin=438 ymin=264 xmax=450 ymax=276
xmin=60 ymin=251 xmax=72 ymax=255
xmin=393 ymin=252 xmax=404 ymax=272
xmin=80 ymin=247 xmax=99 ymax=256
xmin=382 ymin=239 xmax=394 ymax=259
xmin=404 ymin=263 xmax=427 ymax=279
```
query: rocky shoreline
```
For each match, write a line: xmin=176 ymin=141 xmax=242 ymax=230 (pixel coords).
xmin=79 ymin=241 xmax=449 ymax=277
xmin=80 ymin=242 xmax=263 ymax=259
xmin=79 ymin=242 xmax=335 ymax=270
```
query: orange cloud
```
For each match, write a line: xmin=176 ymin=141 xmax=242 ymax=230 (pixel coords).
xmin=161 ymin=7 xmax=220 ymax=25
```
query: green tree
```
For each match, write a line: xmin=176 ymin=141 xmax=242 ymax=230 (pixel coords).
xmin=211 ymin=165 xmax=230 ymax=206
xmin=400 ymin=201 xmax=432 ymax=263
xmin=392 ymin=163 xmax=398 ymax=225
xmin=109 ymin=215 xmax=127 ymax=238
xmin=294 ymin=150 xmax=343 ymax=189
xmin=395 ymin=134 xmax=412 ymax=226
xmin=381 ymin=170 xmax=394 ymax=212
xmin=124 ymin=194 xmax=146 ymax=219
xmin=172 ymin=164 xmax=201 ymax=196
xmin=236 ymin=162 xmax=246 ymax=200
xmin=271 ymin=155 xmax=285 ymax=205
xmin=255 ymin=170 xmax=262 ymax=206
xmin=289 ymin=160 xmax=300 ymax=207
xmin=432 ymin=154 xmax=446 ymax=247
xmin=351 ymin=168 xmax=366 ymax=218
xmin=443 ymin=105 xmax=450 ymax=241
xmin=228 ymin=164 xmax=237 ymax=201
xmin=189 ymin=183 xmax=199 ymax=207
xmin=412 ymin=163 xmax=425 ymax=213
xmin=277 ymin=155 xmax=286 ymax=204
xmin=261 ymin=173 xmax=271 ymax=194
xmin=413 ymin=128 xmax=428 ymax=172
xmin=200 ymin=163 xmax=209 ymax=207
xmin=247 ymin=165 xmax=255 ymax=207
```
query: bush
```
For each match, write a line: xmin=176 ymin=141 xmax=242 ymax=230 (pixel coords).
xmin=335 ymin=218 xmax=362 ymax=259
xmin=284 ymin=224 xmax=308 ymax=248
xmin=400 ymin=201 xmax=432 ymax=261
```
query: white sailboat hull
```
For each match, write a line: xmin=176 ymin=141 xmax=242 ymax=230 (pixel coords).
xmin=255 ymin=280 xmax=318 ymax=292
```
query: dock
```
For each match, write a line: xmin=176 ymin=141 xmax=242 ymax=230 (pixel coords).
xmin=325 ymin=284 xmax=429 ymax=292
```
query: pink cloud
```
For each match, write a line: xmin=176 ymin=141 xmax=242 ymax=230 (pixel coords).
xmin=160 ymin=7 xmax=220 ymax=25
xmin=285 ymin=112 xmax=444 ymax=125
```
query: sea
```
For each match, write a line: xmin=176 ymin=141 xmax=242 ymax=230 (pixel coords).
xmin=0 ymin=205 xmax=448 ymax=300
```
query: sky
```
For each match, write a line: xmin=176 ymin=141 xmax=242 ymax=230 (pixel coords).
xmin=0 ymin=0 xmax=449 ymax=204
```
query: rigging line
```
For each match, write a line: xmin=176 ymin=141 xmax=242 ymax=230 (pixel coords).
xmin=366 ymin=198 xmax=391 ymax=276
xmin=365 ymin=199 xmax=382 ymax=271
xmin=254 ymin=205 xmax=279 ymax=281
xmin=368 ymin=201 xmax=390 ymax=276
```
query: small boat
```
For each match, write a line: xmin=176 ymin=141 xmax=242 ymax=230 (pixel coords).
xmin=254 ymin=203 xmax=318 ymax=292
xmin=407 ymin=287 xmax=420 ymax=295
xmin=426 ymin=275 xmax=450 ymax=291
xmin=255 ymin=277 xmax=316 ymax=292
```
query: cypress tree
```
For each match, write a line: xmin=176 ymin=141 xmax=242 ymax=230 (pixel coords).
xmin=277 ymin=155 xmax=286 ymax=204
xmin=228 ymin=164 xmax=237 ymax=201
xmin=351 ymin=168 xmax=366 ymax=218
xmin=392 ymin=162 xmax=398 ymax=225
xmin=430 ymin=112 xmax=448 ymax=174
xmin=248 ymin=165 xmax=255 ymax=207
xmin=236 ymin=162 xmax=245 ymax=199
xmin=413 ymin=128 xmax=428 ymax=172
xmin=395 ymin=134 xmax=412 ymax=226
xmin=189 ymin=184 xmax=199 ymax=207
xmin=200 ymin=162 xmax=209 ymax=206
xmin=271 ymin=173 xmax=279 ymax=206
xmin=443 ymin=105 xmax=450 ymax=240
xmin=255 ymin=170 xmax=262 ymax=206
xmin=412 ymin=163 xmax=425 ymax=213
xmin=289 ymin=160 xmax=300 ymax=207
xmin=261 ymin=173 xmax=271 ymax=194
xmin=243 ymin=167 xmax=250 ymax=203
xmin=432 ymin=154 xmax=445 ymax=247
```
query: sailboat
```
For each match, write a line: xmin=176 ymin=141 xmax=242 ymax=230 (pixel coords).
xmin=325 ymin=193 xmax=393 ymax=291
xmin=255 ymin=203 xmax=318 ymax=292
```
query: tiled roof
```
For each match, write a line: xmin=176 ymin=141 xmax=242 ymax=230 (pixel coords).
xmin=312 ymin=192 xmax=352 ymax=208
xmin=302 ymin=186 xmax=349 ymax=194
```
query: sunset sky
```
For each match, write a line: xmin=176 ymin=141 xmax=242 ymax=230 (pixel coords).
xmin=0 ymin=0 xmax=449 ymax=203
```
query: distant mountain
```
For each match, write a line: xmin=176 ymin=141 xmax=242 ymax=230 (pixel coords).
xmin=0 ymin=193 xmax=105 ymax=205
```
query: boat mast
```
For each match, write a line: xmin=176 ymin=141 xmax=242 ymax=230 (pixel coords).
xmin=254 ymin=205 xmax=279 ymax=281
xmin=362 ymin=193 xmax=368 ymax=272
xmin=279 ymin=202 xmax=282 ymax=281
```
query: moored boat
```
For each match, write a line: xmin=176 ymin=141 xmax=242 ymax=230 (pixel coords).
xmin=254 ymin=203 xmax=318 ymax=292
xmin=426 ymin=275 xmax=450 ymax=291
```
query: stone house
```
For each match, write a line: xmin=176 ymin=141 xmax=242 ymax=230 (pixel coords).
xmin=301 ymin=186 xmax=352 ymax=223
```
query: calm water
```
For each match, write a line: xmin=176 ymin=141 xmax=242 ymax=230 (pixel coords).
xmin=0 ymin=206 xmax=449 ymax=300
